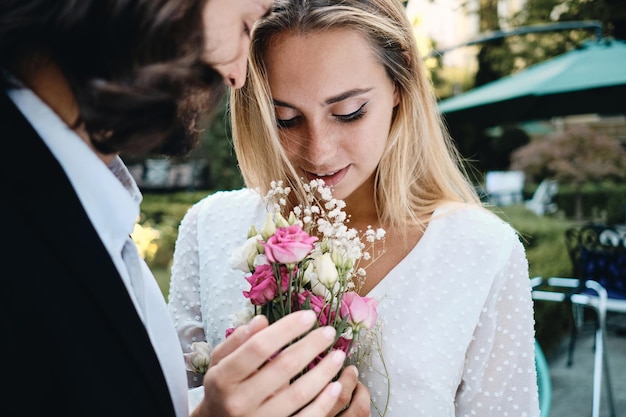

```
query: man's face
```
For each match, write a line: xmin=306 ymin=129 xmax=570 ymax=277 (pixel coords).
xmin=202 ymin=0 xmax=273 ymax=89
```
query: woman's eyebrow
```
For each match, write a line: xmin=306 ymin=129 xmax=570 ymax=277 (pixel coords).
xmin=273 ymin=99 xmax=295 ymax=108
xmin=272 ymin=88 xmax=372 ymax=109
xmin=324 ymin=88 xmax=372 ymax=105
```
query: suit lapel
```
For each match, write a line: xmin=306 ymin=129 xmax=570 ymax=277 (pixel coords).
xmin=0 ymin=92 xmax=176 ymax=415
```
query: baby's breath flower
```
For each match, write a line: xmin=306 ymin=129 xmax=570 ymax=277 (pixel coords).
xmin=231 ymin=178 xmax=386 ymax=375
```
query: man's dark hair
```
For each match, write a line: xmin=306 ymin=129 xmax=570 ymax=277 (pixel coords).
xmin=0 ymin=0 xmax=225 ymax=156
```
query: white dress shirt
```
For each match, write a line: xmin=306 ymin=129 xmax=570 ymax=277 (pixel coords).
xmin=7 ymin=86 xmax=189 ymax=417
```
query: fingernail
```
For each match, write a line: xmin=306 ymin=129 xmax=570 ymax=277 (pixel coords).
xmin=323 ymin=326 xmax=336 ymax=340
xmin=329 ymin=381 xmax=342 ymax=398
xmin=301 ymin=310 xmax=316 ymax=325
xmin=331 ymin=349 xmax=346 ymax=364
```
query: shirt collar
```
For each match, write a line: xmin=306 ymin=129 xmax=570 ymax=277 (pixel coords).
xmin=6 ymin=83 xmax=142 ymax=255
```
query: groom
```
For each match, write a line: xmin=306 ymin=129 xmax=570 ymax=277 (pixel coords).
xmin=0 ymin=0 xmax=368 ymax=416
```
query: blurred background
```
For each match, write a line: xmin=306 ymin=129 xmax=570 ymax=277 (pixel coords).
xmin=126 ymin=2 xmax=626 ymax=415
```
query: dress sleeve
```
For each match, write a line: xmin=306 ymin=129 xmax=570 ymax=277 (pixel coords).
xmin=456 ymin=235 xmax=540 ymax=417
xmin=167 ymin=202 xmax=206 ymax=355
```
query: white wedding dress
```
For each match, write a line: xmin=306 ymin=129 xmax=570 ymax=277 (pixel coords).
xmin=168 ymin=188 xmax=540 ymax=417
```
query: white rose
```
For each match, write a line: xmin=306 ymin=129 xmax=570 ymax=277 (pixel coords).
xmin=185 ymin=341 xmax=211 ymax=374
xmin=229 ymin=302 xmax=255 ymax=328
xmin=229 ymin=235 xmax=261 ymax=273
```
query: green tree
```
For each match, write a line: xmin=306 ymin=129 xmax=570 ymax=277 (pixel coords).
xmin=510 ymin=125 xmax=626 ymax=220
xmin=506 ymin=0 xmax=626 ymax=71
xmin=190 ymin=95 xmax=244 ymax=191
xmin=475 ymin=0 xmax=515 ymax=87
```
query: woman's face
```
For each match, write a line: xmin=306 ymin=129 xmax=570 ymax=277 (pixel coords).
xmin=265 ymin=28 xmax=399 ymax=203
xmin=202 ymin=0 xmax=273 ymax=88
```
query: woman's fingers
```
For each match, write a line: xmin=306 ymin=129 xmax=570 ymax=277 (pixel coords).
xmin=200 ymin=310 xmax=363 ymax=417
xmin=259 ymin=349 xmax=347 ymax=416
xmin=209 ymin=314 xmax=268 ymax=367
xmin=234 ymin=325 xmax=339 ymax=402
xmin=211 ymin=310 xmax=321 ymax=382
xmin=325 ymin=365 xmax=360 ymax=416
xmin=337 ymin=381 xmax=371 ymax=417
xmin=292 ymin=381 xmax=344 ymax=417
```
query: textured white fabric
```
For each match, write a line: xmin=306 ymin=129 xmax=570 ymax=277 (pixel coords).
xmin=168 ymin=188 xmax=540 ymax=417
xmin=8 ymin=85 xmax=189 ymax=417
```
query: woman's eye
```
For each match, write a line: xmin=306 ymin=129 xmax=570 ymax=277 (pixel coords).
xmin=335 ymin=102 xmax=367 ymax=123
xmin=276 ymin=116 xmax=299 ymax=129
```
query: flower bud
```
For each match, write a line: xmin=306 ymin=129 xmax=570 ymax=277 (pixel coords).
xmin=275 ymin=213 xmax=290 ymax=228
xmin=260 ymin=213 xmax=276 ymax=241
xmin=247 ymin=224 xmax=258 ymax=239
xmin=314 ymin=252 xmax=339 ymax=288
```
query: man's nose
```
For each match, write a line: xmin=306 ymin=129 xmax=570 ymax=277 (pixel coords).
xmin=224 ymin=54 xmax=248 ymax=89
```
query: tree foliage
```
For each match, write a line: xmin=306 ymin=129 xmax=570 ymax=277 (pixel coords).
xmin=470 ymin=0 xmax=626 ymax=89
xmin=190 ymin=95 xmax=244 ymax=191
xmin=511 ymin=125 xmax=626 ymax=185
xmin=510 ymin=125 xmax=626 ymax=218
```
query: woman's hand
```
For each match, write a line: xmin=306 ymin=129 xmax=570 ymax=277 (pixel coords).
xmin=191 ymin=310 xmax=348 ymax=417
xmin=329 ymin=366 xmax=371 ymax=417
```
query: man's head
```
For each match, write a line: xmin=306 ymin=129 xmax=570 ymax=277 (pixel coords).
xmin=0 ymin=0 xmax=272 ymax=156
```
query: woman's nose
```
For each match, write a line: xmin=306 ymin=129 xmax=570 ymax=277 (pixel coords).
xmin=303 ymin=125 xmax=333 ymax=166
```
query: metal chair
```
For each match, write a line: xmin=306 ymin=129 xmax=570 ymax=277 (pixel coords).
xmin=531 ymin=277 xmax=616 ymax=417
xmin=564 ymin=224 xmax=626 ymax=367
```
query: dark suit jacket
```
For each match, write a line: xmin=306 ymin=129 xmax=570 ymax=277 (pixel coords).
xmin=0 ymin=92 xmax=177 ymax=416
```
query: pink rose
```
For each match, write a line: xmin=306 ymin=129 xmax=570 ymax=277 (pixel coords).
xmin=297 ymin=290 xmax=334 ymax=326
xmin=276 ymin=264 xmax=296 ymax=293
xmin=262 ymin=225 xmax=318 ymax=264
xmin=243 ymin=264 xmax=279 ymax=305
xmin=333 ymin=336 xmax=352 ymax=354
xmin=340 ymin=291 xmax=378 ymax=330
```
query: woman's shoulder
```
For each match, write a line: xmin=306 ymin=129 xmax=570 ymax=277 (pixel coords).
xmin=180 ymin=188 xmax=264 ymax=228
xmin=431 ymin=202 xmax=521 ymax=245
xmin=196 ymin=187 xmax=261 ymax=206
xmin=189 ymin=187 xmax=263 ymax=214
xmin=427 ymin=202 xmax=527 ymax=274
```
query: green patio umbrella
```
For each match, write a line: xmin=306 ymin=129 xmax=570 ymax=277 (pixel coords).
xmin=438 ymin=39 xmax=626 ymax=127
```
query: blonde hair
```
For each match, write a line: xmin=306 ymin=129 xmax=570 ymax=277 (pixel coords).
xmin=231 ymin=0 xmax=480 ymax=233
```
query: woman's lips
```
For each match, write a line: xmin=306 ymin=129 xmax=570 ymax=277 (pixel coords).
xmin=304 ymin=166 xmax=349 ymax=187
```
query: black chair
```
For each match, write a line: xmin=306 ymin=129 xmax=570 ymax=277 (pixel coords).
xmin=566 ymin=223 xmax=626 ymax=303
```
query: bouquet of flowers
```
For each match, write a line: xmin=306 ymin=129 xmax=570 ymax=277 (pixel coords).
xmin=227 ymin=179 xmax=385 ymax=372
